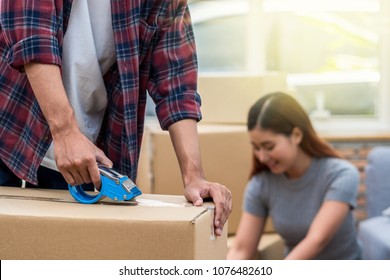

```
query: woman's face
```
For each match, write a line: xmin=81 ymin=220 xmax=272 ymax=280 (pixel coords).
xmin=249 ymin=127 xmax=302 ymax=175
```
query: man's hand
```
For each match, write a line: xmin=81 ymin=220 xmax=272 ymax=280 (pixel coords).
xmin=53 ymin=129 xmax=113 ymax=189
xmin=184 ymin=178 xmax=232 ymax=236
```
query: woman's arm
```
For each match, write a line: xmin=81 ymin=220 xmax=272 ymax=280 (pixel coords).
xmin=285 ymin=200 xmax=349 ymax=260
xmin=227 ymin=212 xmax=265 ymax=259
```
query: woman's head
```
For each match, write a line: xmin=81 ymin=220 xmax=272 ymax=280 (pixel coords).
xmin=247 ymin=92 xmax=339 ymax=177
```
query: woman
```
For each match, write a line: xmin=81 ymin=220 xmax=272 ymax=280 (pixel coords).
xmin=227 ymin=92 xmax=361 ymax=260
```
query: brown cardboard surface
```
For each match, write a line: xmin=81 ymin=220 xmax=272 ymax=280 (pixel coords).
xmin=0 ymin=187 xmax=226 ymax=260
xmin=197 ymin=73 xmax=288 ymax=124
xmin=137 ymin=121 xmax=275 ymax=234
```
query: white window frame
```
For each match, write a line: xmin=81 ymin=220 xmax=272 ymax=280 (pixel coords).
xmin=190 ymin=0 xmax=390 ymax=132
xmin=261 ymin=0 xmax=390 ymax=133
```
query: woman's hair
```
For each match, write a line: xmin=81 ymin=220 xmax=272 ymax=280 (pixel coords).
xmin=247 ymin=92 xmax=340 ymax=177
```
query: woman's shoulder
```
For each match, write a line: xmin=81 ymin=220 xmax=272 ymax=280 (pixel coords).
xmin=248 ymin=171 xmax=279 ymax=191
xmin=251 ymin=171 xmax=275 ymax=183
xmin=317 ymin=157 xmax=359 ymax=177
xmin=246 ymin=172 xmax=275 ymax=199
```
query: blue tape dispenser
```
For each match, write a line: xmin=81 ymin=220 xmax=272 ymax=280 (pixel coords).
xmin=68 ymin=164 xmax=142 ymax=204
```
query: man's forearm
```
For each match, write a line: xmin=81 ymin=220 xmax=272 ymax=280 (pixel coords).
xmin=24 ymin=63 xmax=79 ymax=139
xmin=168 ymin=119 xmax=204 ymax=184
xmin=24 ymin=62 xmax=110 ymax=188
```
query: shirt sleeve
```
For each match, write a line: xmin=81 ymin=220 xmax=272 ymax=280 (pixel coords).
xmin=147 ymin=0 xmax=202 ymax=130
xmin=0 ymin=0 xmax=64 ymax=71
xmin=243 ymin=175 xmax=269 ymax=217
xmin=324 ymin=160 xmax=360 ymax=208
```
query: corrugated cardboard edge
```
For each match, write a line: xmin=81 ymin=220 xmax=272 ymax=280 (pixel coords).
xmin=193 ymin=210 xmax=227 ymax=260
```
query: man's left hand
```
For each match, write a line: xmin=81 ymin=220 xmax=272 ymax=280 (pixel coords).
xmin=184 ymin=178 xmax=232 ymax=236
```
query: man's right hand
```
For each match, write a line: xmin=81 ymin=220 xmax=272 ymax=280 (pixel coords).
xmin=53 ymin=129 xmax=112 ymax=189
xmin=25 ymin=62 xmax=112 ymax=189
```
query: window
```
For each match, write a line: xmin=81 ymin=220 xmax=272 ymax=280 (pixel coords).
xmin=190 ymin=0 xmax=390 ymax=131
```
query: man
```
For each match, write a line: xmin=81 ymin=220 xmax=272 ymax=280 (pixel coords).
xmin=0 ymin=0 xmax=231 ymax=236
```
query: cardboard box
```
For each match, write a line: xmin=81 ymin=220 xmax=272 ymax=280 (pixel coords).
xmin=227 ymin=233 xmax=285 ymax=260
xmin=0 ymin=187 xmax=226 ymax=260
xmin=197 ymin=72 xmax=288 ymax=124
xmin=137 ymin=121 xmax=275 ymax=235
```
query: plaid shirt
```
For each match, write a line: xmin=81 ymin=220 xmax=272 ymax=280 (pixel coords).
xmin=0 ymin=0 xmax=202 ymax=184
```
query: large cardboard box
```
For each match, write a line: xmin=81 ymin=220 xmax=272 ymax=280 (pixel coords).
xmin=137 ymin=121 xmax=275 ymax=235
xmin=0 ymin=187 xmax=226 ymax=260
xmin=197 ymin=72 xmax=288 ymax=124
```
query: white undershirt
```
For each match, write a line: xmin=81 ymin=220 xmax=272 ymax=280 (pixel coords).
xmin=41 ymin=0 xmax=116 ymax=171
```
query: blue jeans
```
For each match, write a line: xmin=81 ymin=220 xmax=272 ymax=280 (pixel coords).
xmin=0 ymin=158 xmax=94 ymax=190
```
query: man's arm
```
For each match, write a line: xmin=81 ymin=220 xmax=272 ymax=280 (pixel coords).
xmin=168 ymin=119 xmax=232 ymax=236
xmin=24 ymin=63 xmax=112 ymax=187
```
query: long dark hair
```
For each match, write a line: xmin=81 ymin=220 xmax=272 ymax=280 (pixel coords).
xmin=247 ymin=92 xmax=340 ymax=177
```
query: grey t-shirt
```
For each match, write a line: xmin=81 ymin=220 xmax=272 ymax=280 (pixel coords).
xmin=244 ymin=157 xmax=361 ymax=260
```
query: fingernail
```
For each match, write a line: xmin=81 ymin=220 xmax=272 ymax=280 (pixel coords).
xmin=195 ymin=199 xmax=203 ymax=206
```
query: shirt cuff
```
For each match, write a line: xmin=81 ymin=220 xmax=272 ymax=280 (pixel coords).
xmin=7 ymin=35 xmax=62 ymax=71
xmin=156 ymin=91 xmax=202 ymax=130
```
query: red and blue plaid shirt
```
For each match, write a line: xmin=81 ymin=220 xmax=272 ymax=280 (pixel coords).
xmin=0 ymin=0 xmax=202 ymax=184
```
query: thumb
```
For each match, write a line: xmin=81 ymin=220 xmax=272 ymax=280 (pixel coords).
xmin=193 ymin=196 xmax=204 ymax=206
xmin=95 ymin=149 xmax=113 ymax=168
xmin=188 ymin=191 xmax=203 ymax=206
